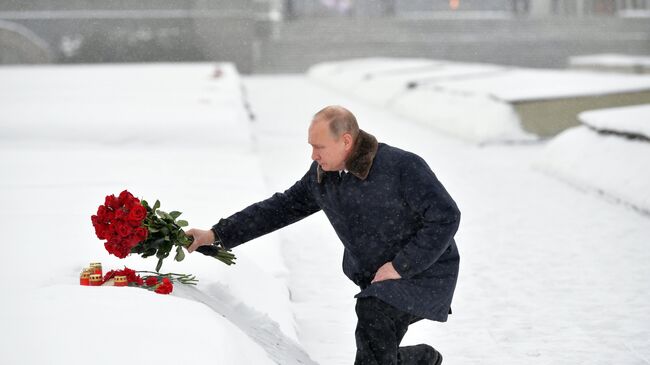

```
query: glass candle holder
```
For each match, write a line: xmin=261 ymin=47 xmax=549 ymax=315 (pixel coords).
xmin=89 ymin=274 xmax=102 ymax=286
xmin=114 ymin=275 xmax=128 ymax=287
xmin=89 ymin=262 xmax=103 ymax=276
xmin=79 ymin=270 xmax=90 ymax=286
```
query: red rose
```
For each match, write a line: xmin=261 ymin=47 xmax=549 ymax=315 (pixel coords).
xmin=134 ymin=227 xmax=148 ymax=242
xmin=128 ymin=204 xmax=147 ymax=223
xmin=104 ymin=269 xmax=117 ymax=282
xmin=91 ymin=215 xmax=104 ymax=239
xmin=105 ymin=195 xmax=119 ymax=209
xmin=105 ymin=239 xmax=131 ymax=259
xmin=104 ymin=241 xmax=119 ymax=258
xmin=104 ymin=224 xmax=116 ymax=239
xmin=96 ymin=205 xmax=108 ymax=221
xmin=124 ymin=234 xmax=140 ymax=248
xmin=117 ymin=244 xmax=131 ymax=259
xmin=145 ymin=277 xmax=158 ymax=286
xmin=122 ymin=267 xmax=144 ymax=285
xmin=155 ymin=277 xmax=173 ymax=294
xmin=125 ymin=197 xmax=141 ymax=210
xmin=118 ymin=190 xmax=135 ymax=205
xmin=114 ymin=209 xmax=127 ymax=221
xmin=93 ymin=223 xmax=109 ymax=240
xmin=116 ymin=221 xmax=132 ymax=238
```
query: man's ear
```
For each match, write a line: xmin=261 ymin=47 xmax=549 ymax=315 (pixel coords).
xmin=343 ymin=133 xmax=354 ymax=151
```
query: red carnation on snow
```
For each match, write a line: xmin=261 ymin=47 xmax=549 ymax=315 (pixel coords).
xmin=104 ymin=267 xmax=144 ymax=286
xmin=154 ymin=277 xmax=174 ymax=294
xmin=101 ymin=267 xmax=179 ymax=295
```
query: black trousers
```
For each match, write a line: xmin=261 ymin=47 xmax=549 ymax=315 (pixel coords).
xmin=354 ymin=297 xmax=439 ymax=365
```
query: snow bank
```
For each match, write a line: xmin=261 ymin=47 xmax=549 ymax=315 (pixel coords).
xmin=579 ymin=103 xmax=650 ymax=140
xmin=308 ymin=58 xmax=650 ymax=143
xmin=535 ymin=125 xmax=650 ymax=215
xmin=0 ymin=286 xmax=273 ymax=365
xmin=308 ymin=58 xmax=531 ymax=143
xmin=0 ymin=63 xmax=250 ymax=146
xmin=0 ymin=64 xmax=311 ymax=364
xmin=432 ymin=68 xmax=650 ymax=102
xmin=569 ymin=53 xmax=650 ymax=73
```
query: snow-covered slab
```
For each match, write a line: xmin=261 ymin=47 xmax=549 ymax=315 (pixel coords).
xmin=0 ymin=286 xmax=275 ymax=365
xmin=0 ymin=63 xmax=250 ymax=146
xmin=569 ymin=53 xmax=650 ymax=74
xmin=352 ymin=62 xmax=506 ymax=106
xmin=433 ymin=68 xmax=650 ymax=102
xmin=390 ymin=84 xmax=534 ymax=143
xmin=308 ymin=57 xmax=437 ymax=84
xmin=579 ymin=103 xmax=650 ymax=140
xmin=535 ymin=126 xmax=650 ymax=215
xmin=309 ymin=58 xmax=650 ymax=104
xmin=308 ymin=58 xmax=650 ymax=143
xmin=619 ymin=9 xmax=650 ymax=18
xmin=308 ymin=58 xmax=533 ymax=143
xmin=309 ymin=57 xmax=503 ymax=103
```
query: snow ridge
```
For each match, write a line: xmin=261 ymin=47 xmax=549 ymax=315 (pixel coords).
xmin=174 ymin=284 xmax=318 ymax=365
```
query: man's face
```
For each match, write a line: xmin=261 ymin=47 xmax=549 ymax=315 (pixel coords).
xmin=308 ymin=119 xmax=349 ymax=171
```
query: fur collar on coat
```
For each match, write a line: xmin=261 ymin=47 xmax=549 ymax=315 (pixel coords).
xmin=316 ymin=130 xmax=379 ymax=183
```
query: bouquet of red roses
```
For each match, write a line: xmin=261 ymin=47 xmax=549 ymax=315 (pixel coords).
xmin=91 ymin=190 xmax=235 ymax=272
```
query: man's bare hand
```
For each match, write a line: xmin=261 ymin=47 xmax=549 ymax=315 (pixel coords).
xmin=371 ymin=262 xmax=402 ymax=284
xmin=185 ymin=228 xmax=215 ymax=253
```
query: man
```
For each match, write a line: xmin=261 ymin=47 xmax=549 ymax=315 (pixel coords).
xmin=187 ymin=105 xmax=460 ymax=365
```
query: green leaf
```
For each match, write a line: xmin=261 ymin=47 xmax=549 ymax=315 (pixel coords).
xmin=142 ymin=247 xmax=157 ymax=258
xmin=156 ymin=210 xmax=174 ymax=222
xmin=169 ymin=211 xmax=182 ymax=219
xmin=156 ymin=249 xmax=170 ymax=259
xmin=176 ymin=220 xmax=188 ymax=227
xmin=155 ymin=258 xmax=163 ymax=272
xmin=150 ymin=237 xmax=165 ymax=249
xmin=153 ymin=200 xmax=161 ymax=210
xmin=174 ymin=246 xmax=185 ymax=262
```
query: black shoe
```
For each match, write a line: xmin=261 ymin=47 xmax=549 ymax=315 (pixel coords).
xmin=397 ymin=344 xmax=442 ymax=365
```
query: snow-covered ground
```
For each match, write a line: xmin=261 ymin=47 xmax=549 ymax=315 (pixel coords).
xmin=1 ymin=63 xmax=649 ymax=365
xmin=536 ymin=104 xmax=650 ymax=215
xmin=308 ymin=58 xmax=650 ymax=143
xmin=0 ymin=64 xmax=310 ymax=365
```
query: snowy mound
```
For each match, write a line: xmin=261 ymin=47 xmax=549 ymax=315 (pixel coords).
xmin=430 ymin=68 xmax=650 ymax=102
xmin=309 ymin=58 xmax=531 ymax=143
xmin=0 ymin=64 xmax=314 ymax=365
xmin=0 ymin=63 xmax=250 ymax=147
xmin=1 ymin=285 xmax=273 ymax=364
xmin=535 ymin=105 xmax=650 ymax=214
xmin=579 ymin=104 xmax=650 ymax=140
xmin=569 ymin=53 xmax=650 ymax=73
xmin=308 ymin=58 xmax=650 ymax=144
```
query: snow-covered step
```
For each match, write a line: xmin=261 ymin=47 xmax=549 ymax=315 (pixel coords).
xmin=536 ymin=104 xmax=650 ymax=214
xmin=308 ymin=58 xmax=650 ymax=143
xmin=569 ymin=54 xmax=650 ymax=74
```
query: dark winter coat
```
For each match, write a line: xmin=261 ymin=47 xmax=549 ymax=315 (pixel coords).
xmin=213 ymin=130 xmax=460 ymax=322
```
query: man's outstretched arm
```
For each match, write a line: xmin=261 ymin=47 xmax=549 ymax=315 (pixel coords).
xmin=186 ymin=166 xmax=321 ymax=252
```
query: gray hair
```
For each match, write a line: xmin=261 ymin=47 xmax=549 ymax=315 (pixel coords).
xmin=313 ymin=105 xmax=359 ymax=140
